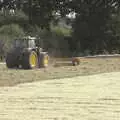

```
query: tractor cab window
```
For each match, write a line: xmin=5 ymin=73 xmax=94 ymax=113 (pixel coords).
xmin=14 ymin=39 xmax=27 ymax=48
xmin=28 ymin=39 xmax=35 ymax=48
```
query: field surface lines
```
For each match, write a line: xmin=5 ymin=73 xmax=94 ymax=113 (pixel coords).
xmin=0 ymin=72 xmax=120 ymax=120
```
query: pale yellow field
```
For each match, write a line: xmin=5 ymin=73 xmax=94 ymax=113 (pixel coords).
xmin=0 ymin=72 xmax=120 ymax=120
xmin=0 ymin=58 xmax=120 ymax=120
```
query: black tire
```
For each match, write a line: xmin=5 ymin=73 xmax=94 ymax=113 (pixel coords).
xmin=22 ymin=51 xmax=38 ymax=69
xmin=39 ymin=52 xmax=49 ymax=68
xmin=6 ymin=52 xmax=18 ymax=68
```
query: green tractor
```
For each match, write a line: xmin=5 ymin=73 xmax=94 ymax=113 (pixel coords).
xmin=6 ymin=36 xmax=49 ymax=69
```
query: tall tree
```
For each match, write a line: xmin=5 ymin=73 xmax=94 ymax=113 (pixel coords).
xmin=66 ymin=0 xmax=120 ymax=53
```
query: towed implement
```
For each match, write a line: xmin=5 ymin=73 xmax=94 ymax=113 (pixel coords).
xmin=6 ymin=36 xmax=49 ymax=69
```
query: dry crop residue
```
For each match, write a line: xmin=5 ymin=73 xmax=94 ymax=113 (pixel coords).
xmin=0 ymin=72 xmax=120 ymax=120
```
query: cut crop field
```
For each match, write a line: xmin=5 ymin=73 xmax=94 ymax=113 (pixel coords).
xmin=0 ymin=57 xmax=120 ymax=120
xmin=0 ymin=72 xmax=120 ymax=120
xmin=0 ymin=57 xmax=120 ymax=86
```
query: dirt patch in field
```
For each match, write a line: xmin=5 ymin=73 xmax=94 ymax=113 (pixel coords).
xmin=0 ymin=57 xmax=120 ymax=86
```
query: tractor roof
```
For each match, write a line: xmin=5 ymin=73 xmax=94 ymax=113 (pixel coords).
xmin=15 ymin=36 xmax=37 ymax=40
xmin=22 ymin=36 xmax=36 ymax=40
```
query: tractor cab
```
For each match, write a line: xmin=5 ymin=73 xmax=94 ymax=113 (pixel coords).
xmin=13 ymin=36 xmax=37 ymax=49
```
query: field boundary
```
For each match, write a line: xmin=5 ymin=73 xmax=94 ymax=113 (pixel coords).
xmin=52 ymin=54 xmax=120 ymax=61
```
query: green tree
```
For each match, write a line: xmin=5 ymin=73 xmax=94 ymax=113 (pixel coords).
xmin=1 ymin=0 xmax=120 ymax=55
xmin=66 ymin=0 xmax=120 ymax=54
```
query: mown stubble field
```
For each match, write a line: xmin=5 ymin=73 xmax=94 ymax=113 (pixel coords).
xmin=0 ymin=57 xmax=120 ymax=86
xmin=0 ymin=57 xmax=120 ymax=120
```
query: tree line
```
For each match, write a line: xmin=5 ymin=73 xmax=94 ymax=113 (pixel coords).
xmin=0 ymin=0 xmax=120 ymax=58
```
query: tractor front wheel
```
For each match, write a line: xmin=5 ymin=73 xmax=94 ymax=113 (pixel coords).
xmin=22 ymin=51 xmax=38 ymax=69
xmin=39 ymin=53 xmax=49 ymax=68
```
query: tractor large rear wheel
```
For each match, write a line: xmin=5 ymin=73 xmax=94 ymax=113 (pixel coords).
xmin=22 ymin=51 xmax=38 ymax=69
xmin=6 ymin=53 xmax=18 ymax=68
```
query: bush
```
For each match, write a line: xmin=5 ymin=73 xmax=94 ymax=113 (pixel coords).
xmin=25 ymin=25 xmax=71 ymax=57
xmin=0 ymin=24 xmax=25 ymax=55
xmin=0 ymin=24 xmax=25 ymax=37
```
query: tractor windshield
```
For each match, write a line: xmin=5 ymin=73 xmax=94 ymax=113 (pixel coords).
xmin=14 ymin=38 xmax=36 ymax=49
xmin=14 ymin=39 xmax=28 ymax=48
